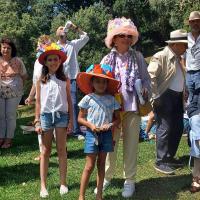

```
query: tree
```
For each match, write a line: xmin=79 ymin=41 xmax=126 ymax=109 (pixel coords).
xmin=51 ymin=2 xmax=112 ymax=71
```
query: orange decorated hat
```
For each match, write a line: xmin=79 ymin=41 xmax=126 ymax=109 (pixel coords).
xmin=77 ymin=64 xmax=120 ymax=95
xmin=105 ymin=17 xmax=139 ymax=48
xmin=38 ymin=42 xmax=67 ymax=65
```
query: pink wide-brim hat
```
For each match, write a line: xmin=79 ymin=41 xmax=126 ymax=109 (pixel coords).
xmin=105 ymin=17 xmax=139 ymax=49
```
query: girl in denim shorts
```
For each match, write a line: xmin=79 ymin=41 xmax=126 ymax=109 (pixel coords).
xmin=34 ymin=43 xmax=73 ymax=198
xmin=77 ymin=64 xmax=121 ymax=200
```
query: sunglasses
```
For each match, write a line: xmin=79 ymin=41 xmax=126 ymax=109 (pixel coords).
xmin=116 ymin=34 xmax=133 ymax=39
xmin=46 ymin=58 xmax=60 ymax=62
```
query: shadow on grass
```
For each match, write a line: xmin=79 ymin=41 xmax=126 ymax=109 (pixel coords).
xmin=50 ymin=148 xmax=85 ymax=160
xmin=103 ymin=175 xmax=191 ymax=200
xmin=0 ymin=162 xmax=58 ymax=187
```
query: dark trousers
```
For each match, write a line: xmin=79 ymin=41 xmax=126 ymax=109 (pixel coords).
xmin=70 ymin=79 xmax=83 ymax=135
xmin=154 ymin=89 xmax=184 ymax=164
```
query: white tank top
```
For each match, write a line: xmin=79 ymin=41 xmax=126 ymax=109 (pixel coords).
xmin=40 ymin=74 xmax=68 ymax=113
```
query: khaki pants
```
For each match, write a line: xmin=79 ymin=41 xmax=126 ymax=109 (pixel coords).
xmin=105 ymin=112 xmax=141 ymax=182
xmin=193 ymin=140 xmax=200 ymax=177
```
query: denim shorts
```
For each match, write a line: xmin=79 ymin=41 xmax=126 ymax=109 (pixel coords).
xmin=40 ymin=111 xmax=69 ymax=131
xmin=84 ymin=129 xmax=113 ymax=154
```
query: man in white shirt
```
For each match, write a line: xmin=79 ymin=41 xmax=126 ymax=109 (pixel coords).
xmin=56 ymin=22 xmax=89 ymax=139
xmin=148 ymin=29 xmax=188 ymax=175
xmin=184 ymin=11 xmax=200 ymax=193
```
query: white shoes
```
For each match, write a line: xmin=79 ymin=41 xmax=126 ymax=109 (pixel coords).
xmin=40 ymin=189 xmax=49 ymax=198
xmin=94 ymin=179 xmax=111 ymax=194
xmin=40 ymin=185 xmax=68 ymax=198
xmin=122 ymin=181 xmax=135 ymax=198
xmin=94 ymin=179 xmax=135 ymax=198
xmin=60 ymin=185 xmax=69 ymax=196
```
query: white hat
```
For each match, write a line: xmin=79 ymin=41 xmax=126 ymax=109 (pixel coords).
xmin=165 ymin=29 xmax=188 ymax=43
xmin=188 ymin=11 xmax=200 ymax=21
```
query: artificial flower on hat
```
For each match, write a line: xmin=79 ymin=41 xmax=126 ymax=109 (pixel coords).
xmin=77 ymin=64 xmax=120 ymax=95
xmin=38 ymin=42 xmax=67 ymax=65
xmin=105 ymin=17 xmax=139 ymax=48
xmin=36 ymin=35 xmax=51 ymax=58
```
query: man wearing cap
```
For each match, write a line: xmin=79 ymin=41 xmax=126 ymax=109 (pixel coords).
xmin=184 ymin=11 xmax=200 ymax=192
xmin=148 ymin=29 xmax=188 ymax=174
xmin=56 ymin=22 xmax=89 ymax=139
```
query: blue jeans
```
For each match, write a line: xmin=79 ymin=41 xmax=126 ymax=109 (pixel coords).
xmin=40 ymin=112 xmax=69 ymax=131
xmin=189 ymin=115 xmax=200 ymax=158
xmin=84 ymin=129 xmax=113 ymax=153
xmin=70 ymin=79 xmax=83 ymax=136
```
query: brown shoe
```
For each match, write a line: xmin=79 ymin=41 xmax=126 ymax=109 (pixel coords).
xmin=1 ymin=139 xmax=12 ymax=149
xmin=190 ymin=177 xmax=200 ymax=193
xmin=0 ymin=139 xmax=4 ymax=147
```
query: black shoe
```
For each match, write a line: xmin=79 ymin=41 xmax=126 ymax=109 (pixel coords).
xmin=154 ymin=163 xmax=175 ymax=175
xmin=167 ymin=158 xmax=184 ymax=167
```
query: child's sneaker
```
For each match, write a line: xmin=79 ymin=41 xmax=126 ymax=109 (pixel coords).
xmin=40 ymin=189 xmax=49 ymax=198
xmin=94 ymin=179 xmax=110 ymax=194
xmin=60 ymin=185 xmax=68 ymax=196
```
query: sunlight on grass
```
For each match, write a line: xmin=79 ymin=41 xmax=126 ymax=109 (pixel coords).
xmin=0 ymin=106 xmax=199 ymax=199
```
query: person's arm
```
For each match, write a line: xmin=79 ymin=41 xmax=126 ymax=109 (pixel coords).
xmin=145 ymin=111 xmax=155 ymax=134
xmin=66 ymin=78 xmax=73 ymax=133
xmin=70 ymin=23 xmax=89 ymax=52
xmin=78 ymin=108 xmax=100 ymax=132
xmin=147 ymin=55 xmax=162 ymax=100
xmin=34 ymin=80 xmax=42 ymax=134
xmin=136 ymin=51 xmax=151 ymax=99
xmin=18 ymin=58 xmax=28 ymax=81
xmin=112 ymin=110 xmax=121 ymax=128
xmin=25 ymin=84 xmax=36 ymax=105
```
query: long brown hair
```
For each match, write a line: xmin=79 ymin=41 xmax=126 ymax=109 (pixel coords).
xmin=41 ymin=56 xmax=66 ymax=84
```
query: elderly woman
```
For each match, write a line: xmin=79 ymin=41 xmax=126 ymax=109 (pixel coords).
xmin=0 ymin=38 xmax=27 ymax=148
xmin=95 ymin=17 xmax=151 ymax=198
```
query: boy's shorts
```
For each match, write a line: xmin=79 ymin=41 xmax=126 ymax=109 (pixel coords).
xmin=40 ymin=111 xmax=69 ymax=132
xmin=84 ymin=129 xmax=113 ymax=154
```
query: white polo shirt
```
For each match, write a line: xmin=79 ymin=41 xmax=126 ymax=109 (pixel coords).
xmin=186 ymin=32 xmax=200 ymax=71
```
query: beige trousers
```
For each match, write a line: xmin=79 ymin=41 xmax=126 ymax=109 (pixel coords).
xmin=105 ymin=112 xmax=141 ymax=182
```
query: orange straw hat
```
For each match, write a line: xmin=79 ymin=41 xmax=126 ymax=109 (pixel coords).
xmin=38 ymin=42 xmax=67 ymax=65
xmin=77 ymin=64 xmax=121 ymax=95
xmin=105 ymin=17 xmax=139 ymax=48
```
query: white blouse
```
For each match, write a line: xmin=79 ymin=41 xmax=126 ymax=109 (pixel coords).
xmin=40 ymin=74 xmax=68 ymax=114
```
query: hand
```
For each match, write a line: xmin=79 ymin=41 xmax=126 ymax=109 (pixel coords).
xmin=25 ymin=96 xmax=33 ymax=105
xmin=141 ymin=88 xmax=148 ymax=101
xmin=67 ymin=120 xmax=73 ymax=134
xmin=153 ymin=98 xmax=161 ymax=108
xmin=90 ymin=124 xmax=101 ymax=133
xmin=35 ymin=126 xmax=42 ymax=134
xmin=100 ymin=123 xmax=113 ymax=131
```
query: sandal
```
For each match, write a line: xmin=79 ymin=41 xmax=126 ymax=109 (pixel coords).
xmin=1 ymin=139 xmax=12 ymax=149
xmin=190 ymin=177 xmax=200 ymax=193
xmin=0 ymin=139 xmax=4 ymax=147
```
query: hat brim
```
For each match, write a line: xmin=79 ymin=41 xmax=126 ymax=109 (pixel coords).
xmin=77 ymin=72 xmax=120 ymax=95
xmin=105 ymin=26 xmax=139 ymax=49
xmin=165 ymin=40 xmax=188 ymax=44
xmin=38 ymin=50 xmax=67 ymax=65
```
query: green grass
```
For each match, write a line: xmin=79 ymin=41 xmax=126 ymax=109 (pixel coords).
xmin=0 ymin=106 xmax=199 ymax=200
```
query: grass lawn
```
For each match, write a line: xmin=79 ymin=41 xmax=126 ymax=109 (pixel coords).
xmin=0 ymin=105 xmax=199 ymax=200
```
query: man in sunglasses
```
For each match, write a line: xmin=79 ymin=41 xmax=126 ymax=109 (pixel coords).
xmin=56 ymin=22 xmax=89 ymax=139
